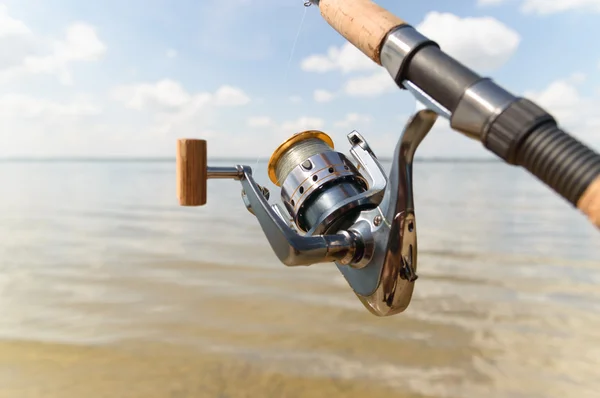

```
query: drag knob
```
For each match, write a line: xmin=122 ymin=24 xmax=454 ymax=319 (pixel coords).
xmin=176 ymin=139 xmax=207 ymax=206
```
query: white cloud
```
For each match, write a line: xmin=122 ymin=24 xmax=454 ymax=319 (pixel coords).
xmin=568 ymin=72 xmax=587 ymax=84
xmin=0 ymin=13 xmax=106 ymax=85
xmin=213 ymin=85 xmax=250 ymax=106
xmin=246 ymin=115 xmax=325 ymax=134
xmin=0 ymin=10 xmax=37 ymax=70
xmin=0 ymin=92 xmax=106 ymax=158
xmin=280 ymin=116 xmax=325 ymax=134
xmin=416 ymin=12 xmax=520 ymax=72
xmin=343 ymin=70 xmax=396 ymax=97
xmin=313 ymin=89 xmax=335 ymax=102
xmin=111 ymin=80 xmax=250 ymax=111
xmin=0 ymin=94 xmax=101 ymax=118
xmin=166 ymin=48 xmax=178 ymax=58
xmin=247 ymin=116 xmax=274 ymax=127
xmin=300 ymin=42 xmax=377 ymax=74
xmin=110 ymin=79 xmax=251 ymax=137
xmin=478 ymin=0 xmax=600 ymax=14
xmin=0 ymin=4 xmax=31 ymax=37
xmin=477 ymin=0 xmax=507 ymax=5
xmin=524 ymin=74 xmax=600 ymax=147
xmin=241 ymin=115 xmax=327 ymax=162
xmin=527 ymin=0 xmax=600 ymax=13
xmin=150 ymin=95 xmax=219 ymax=137
xmin=333 ymin=113 xmax=372 ymax=128
xmin=246 ymin=115 xmax=325 ymax=138
xmin=111 ymin=79 xmax=193 ymax=111
xmin=526 ymin=80 xmax=582 ymax=122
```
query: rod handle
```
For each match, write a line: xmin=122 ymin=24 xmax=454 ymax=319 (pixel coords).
xmin=176 ymin=139 xmax=207 ymax=206
xmin=318 ymin=0 xmax=406 ymax=65
xmin=579 ymin=177 xmax=600 ymax=229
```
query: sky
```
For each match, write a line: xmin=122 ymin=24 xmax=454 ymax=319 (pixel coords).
xmin=0 ymin=0 xmax=599 ymax=159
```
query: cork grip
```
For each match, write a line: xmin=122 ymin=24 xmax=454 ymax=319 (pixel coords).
xmin=176 ymin=139 xmax=207 ymax=206
xmin=318 ymin=0 xmax=406 ymax=65
xmin=577 ymin=176 xmax=600 ymax=229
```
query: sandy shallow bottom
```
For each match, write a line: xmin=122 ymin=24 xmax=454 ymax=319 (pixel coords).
xmin=0 ymin=340 xmax=423 ymax=398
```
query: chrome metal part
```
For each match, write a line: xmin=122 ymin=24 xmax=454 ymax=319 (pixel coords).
xmin=238 ymin=165 xmax=359 ymax=266
xmin=378 ymin=19 xmax=517 ymax=136
xmin=207 ymin=166 xmax=243 ymax=180
xmin=346 ymin=131 xmax=387 ymax=204
xmin=271 ymin=203 xmax=292 ymax=226
xmin=373 ymin=215 xmax=382 ymax=226
xmin=280 ymin=150 xmax=371 ymax=233
xmin=405 ymin=80 xmax=451 ymax=119
xmin=379 ymin=26 xmax=450 ymax=119
xmin=335 ymin=110 xmax=438 ymax=316
xmin=242 ymin=185 xmax=270 ymax=216
xmin=450 ymin=78 xmax=518 ymax=140
xmin=268 ymin=130 xmax=381 ymax=235
xmin=380 ymin=26 xmax=435 ymax=85
xmin=302 ymin=133 xmax=388 ymax=238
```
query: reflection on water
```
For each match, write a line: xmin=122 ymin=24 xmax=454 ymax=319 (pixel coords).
xmin=0 ymin=160 xmax=598 ymax=398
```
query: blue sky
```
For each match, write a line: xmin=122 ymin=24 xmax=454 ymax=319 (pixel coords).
xmin=0 ymin=0 xmax=599 ymax=159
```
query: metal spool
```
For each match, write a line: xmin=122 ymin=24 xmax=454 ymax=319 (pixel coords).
xmin=268 ymin=130 xmax=376 ymax=234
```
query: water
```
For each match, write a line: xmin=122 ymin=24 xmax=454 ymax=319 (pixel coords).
xmin=0 ymin=159 xmax=599 ymax=398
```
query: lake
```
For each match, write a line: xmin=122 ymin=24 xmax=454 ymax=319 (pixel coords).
xmin=0 ymin=159 xmax=598 ymax=398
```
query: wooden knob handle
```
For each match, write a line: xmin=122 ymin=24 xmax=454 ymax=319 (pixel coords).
xmin=578 ymin=176 xmax=600 ymax=229
xmin=176 ymin=139 xmax=207 ymax=206
xmin=318 ymin=0 xmax=406 ymax=65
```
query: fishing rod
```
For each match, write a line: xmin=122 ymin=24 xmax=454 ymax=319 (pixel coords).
xmin=175 ymin=0 xmax=600 ymax=317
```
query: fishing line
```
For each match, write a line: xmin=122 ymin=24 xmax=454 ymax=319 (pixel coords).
xmin=274 ymin=138 xmax=328 ymax=185
xmin=283 ymin=6 xmax=308 ymax=87
xmin=252 ymin=6 xmax=308 ymax=173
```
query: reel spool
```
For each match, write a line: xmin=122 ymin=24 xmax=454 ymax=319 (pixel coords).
xmin=267 ymin=130 xmax=376 ymax=235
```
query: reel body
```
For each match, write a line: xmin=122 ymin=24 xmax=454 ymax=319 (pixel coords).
xmin=177 ymin=110 xmax=438 ymax=316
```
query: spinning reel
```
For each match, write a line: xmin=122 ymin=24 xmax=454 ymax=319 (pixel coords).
xmin=176 ymin=110 xmax=438 ymax=316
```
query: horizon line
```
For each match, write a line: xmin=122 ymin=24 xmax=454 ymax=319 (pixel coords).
xmin=0 ymin=156 xmax=501 ymax=163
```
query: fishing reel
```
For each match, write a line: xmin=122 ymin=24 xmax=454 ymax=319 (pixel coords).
xmin=176 ymin=110 xmax=438 ymax=316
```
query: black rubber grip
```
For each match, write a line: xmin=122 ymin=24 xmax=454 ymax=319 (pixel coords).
xmin=515 ymin=122 xmax=600 ymax=206
xmin=406 ymin=46 xmax=482 ymax=113
xmin=485 ymin=98 xmax=600 ymax=206
xmin=484 ymin=99 xmax=554 ymax=164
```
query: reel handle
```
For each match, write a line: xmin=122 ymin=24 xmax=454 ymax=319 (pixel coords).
xmin=176 ymin=139 xmax=207 ymax=206
xmin=313 ymin=0 xmax=405 ymax=65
